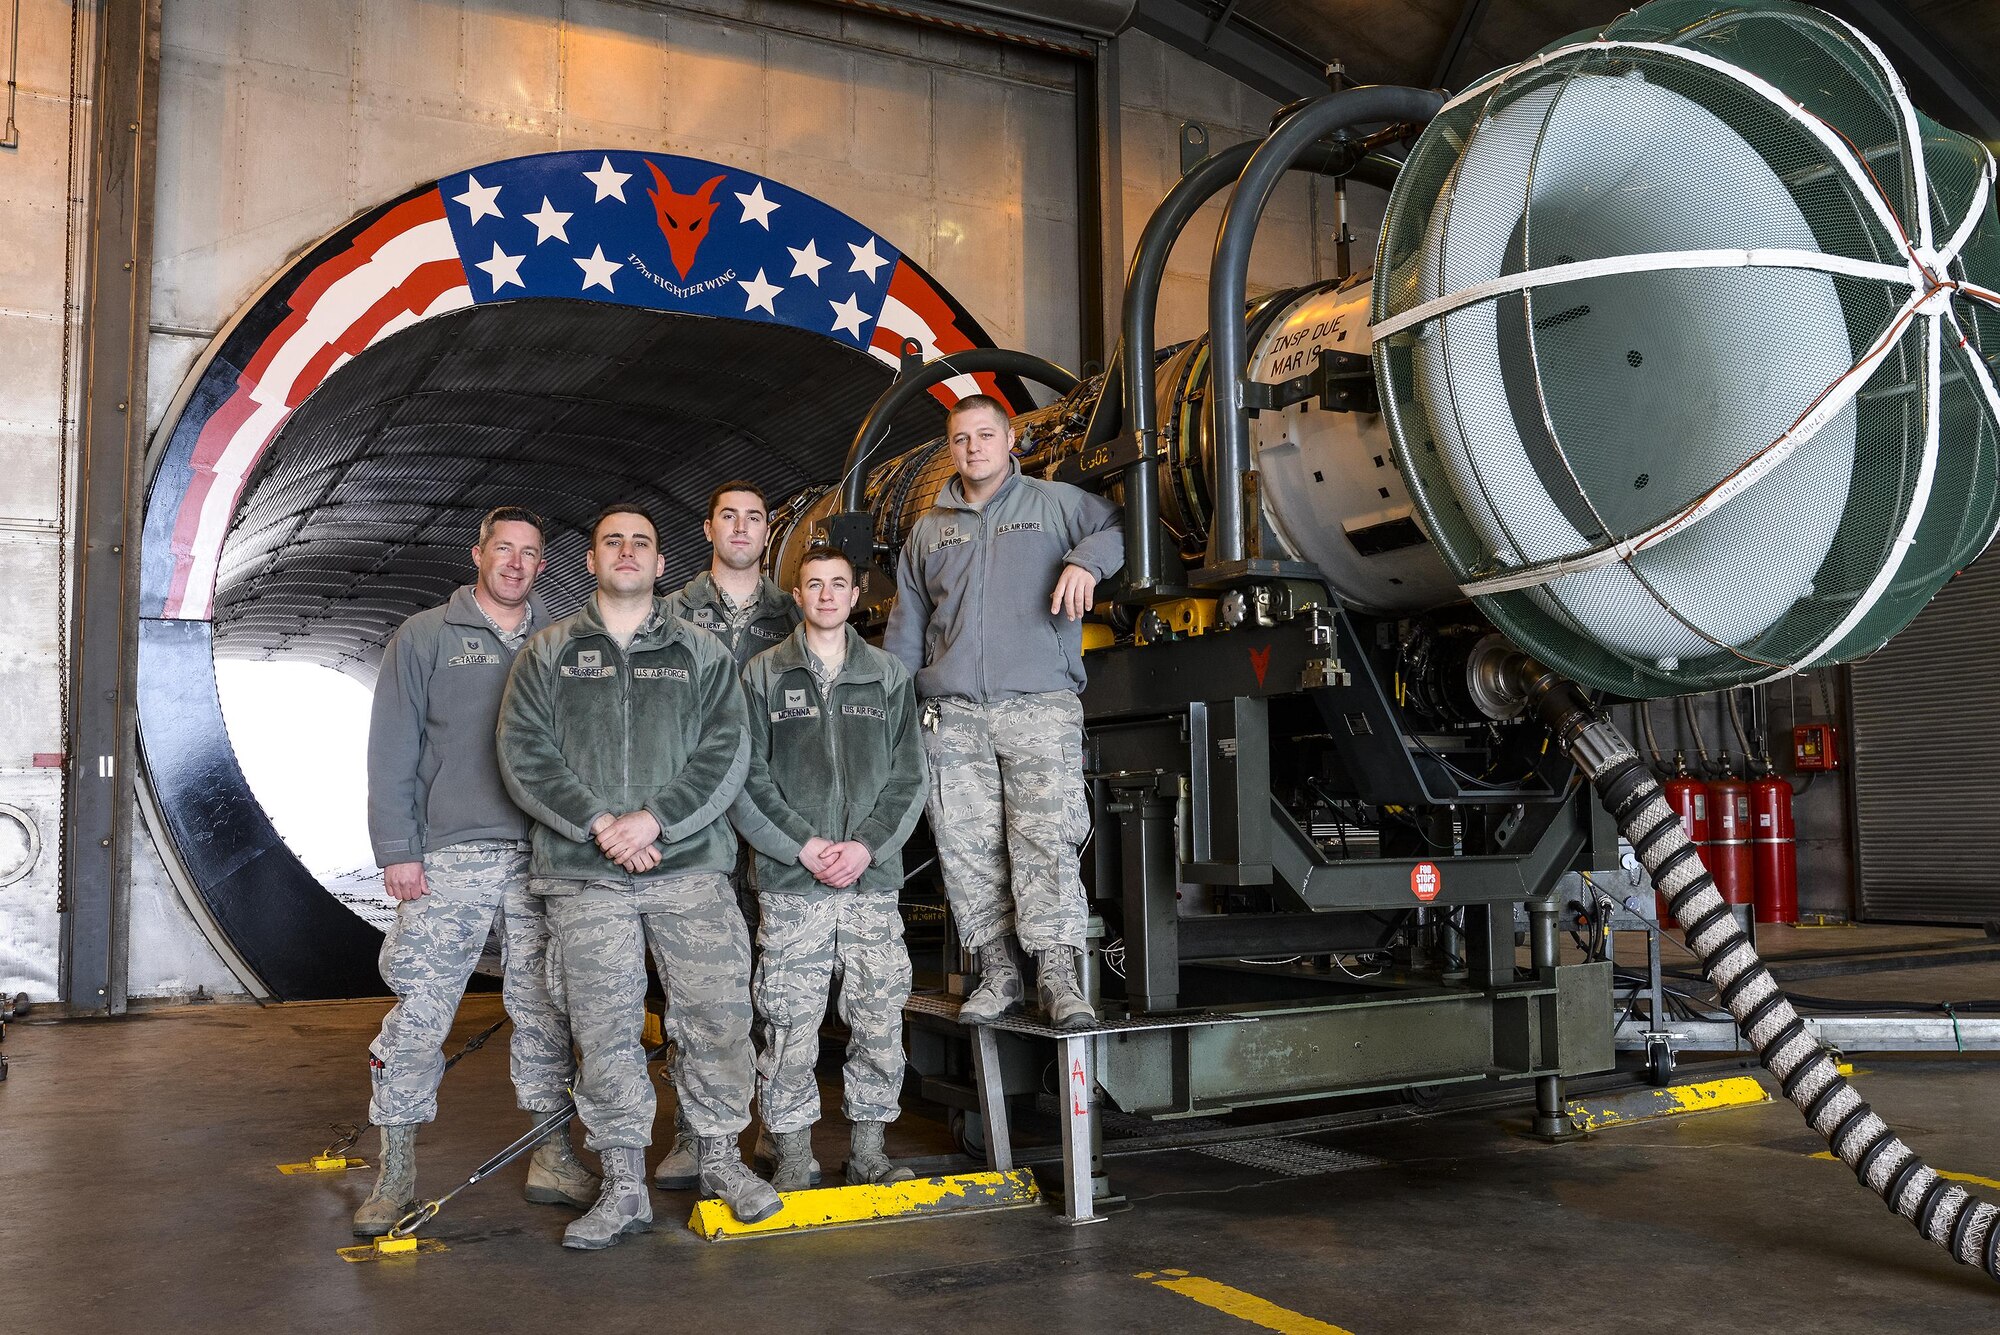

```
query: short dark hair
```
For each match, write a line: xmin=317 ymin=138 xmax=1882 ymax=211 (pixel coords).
xmin=590 ymin=502 xmax=658 ymax=544
xmin=946 ymin=394 xmax=1010 ymax=429
xmin=477 ymin=506 xmax=544 ymax=546
xmin=707 ymin=480 xmax=767 ymax=519
xmin=795 ymin=542 xmax=856 ymax=583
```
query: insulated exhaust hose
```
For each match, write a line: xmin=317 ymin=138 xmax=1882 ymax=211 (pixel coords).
xmin=1527 ymin=670 xmax=2000 ymax=1281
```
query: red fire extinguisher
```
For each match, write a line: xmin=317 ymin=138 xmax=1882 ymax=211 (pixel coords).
xmin=1706 ymin=753 xmax=1754 ymax=910
xmin=1751 ymin=759 xmax=1798 ymax=924
xmin=1660 ymin=753 xmax=1710 ymax=927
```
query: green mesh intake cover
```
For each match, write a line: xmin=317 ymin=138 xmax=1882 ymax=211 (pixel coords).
xmin=1370 ymin=0 xmax=2000 ymax=698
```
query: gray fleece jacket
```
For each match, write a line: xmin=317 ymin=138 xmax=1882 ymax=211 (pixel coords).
xmin=366 ymin=585 xmax=544 ymax=866
xmin=883 ymin=461 xmax=1124 ymax=701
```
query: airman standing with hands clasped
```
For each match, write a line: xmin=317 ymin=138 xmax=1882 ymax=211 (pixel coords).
xmin=731 ymin=544 xmax=926 ymax=1190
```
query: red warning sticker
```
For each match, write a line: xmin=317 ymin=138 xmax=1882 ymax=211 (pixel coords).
xmin=1411 ymin=861 xmax=1442 ymax=902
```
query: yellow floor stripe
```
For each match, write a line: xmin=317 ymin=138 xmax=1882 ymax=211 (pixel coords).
xmin=1136 ymin=1271 xmax=1355 ymax=1335
xmin=688 ymin=1169 xmax=1040 ymax=1240
xmin=1565 ymin=1075 xmax=1769 ymax=1132
xmin=1811 ymin=1151 xmax=2000 ymax=1192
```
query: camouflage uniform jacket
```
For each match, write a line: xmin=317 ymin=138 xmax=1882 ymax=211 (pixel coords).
xmin=663 ymin=570 xmax=800 ymax=669
xmin=366 ymin=585 xmax=545 ymax=866
xmin=498 ymin=594 xmax=748 ymax=883
xmin=730 ymin=624 xmax=926 ymax=898
xmin=882 ymin=460 xmax=1124 ymax=703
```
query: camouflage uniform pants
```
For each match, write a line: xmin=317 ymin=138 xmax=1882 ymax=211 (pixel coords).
xmin=921 ymin=691 xmax=1092 ymax=955
xmin=754 ymin=891 xmax=912 ymax=1132
xmin=368 ymin=840 xmax=572 ymax=1126
xmin=660 ymin=845 xmax=762 ymax=1116
xmin=541 ymin=873 xmax=755 ymax=1151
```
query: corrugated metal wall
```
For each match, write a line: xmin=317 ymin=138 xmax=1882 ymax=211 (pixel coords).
xmin=1850 ymin=550 xmax=2000 ymax=923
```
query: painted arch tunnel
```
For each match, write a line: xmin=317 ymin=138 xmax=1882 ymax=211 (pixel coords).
xmin=138 ymin=151 xmax=1026 ymax=1001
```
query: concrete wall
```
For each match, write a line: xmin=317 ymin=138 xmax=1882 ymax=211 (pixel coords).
xmin=148 ymin=0 xmax=1089 ymax=409
xmin=1 ymin=0 xmax=1454 ymax=1004
xmin=0 ymin=0 xmax=92 ymax=1001
xmin=1115 ymin=29 xmax=1388 ymax=349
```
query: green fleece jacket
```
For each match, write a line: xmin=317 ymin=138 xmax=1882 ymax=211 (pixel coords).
xmin=663 ymin=571 xmax=801 ymax=669
xmin=729 ymin=624 xmax=926 ymax=898
xmin=497 ymin=594 xmax=748 ymax=885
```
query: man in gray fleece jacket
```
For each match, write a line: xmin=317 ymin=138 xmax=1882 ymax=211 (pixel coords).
xmin=883 ymin=395 xmax=1124 ymax=1031
xmin=731 ymin=544 xmax=926 ymax=1191
xmin=357 ymin=507 xmax=595 ymax=1238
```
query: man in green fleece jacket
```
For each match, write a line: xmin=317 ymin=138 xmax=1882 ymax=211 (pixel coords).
xmin=730 ymin=545 xmax=926 ymax=1191
xmin=654 ymin=480 xmax=805 ymax=1192
xmin=356 ymin=506 xmax=595 ymax=1238
xmin=497 ymin=503 xmax=779 ymax=1250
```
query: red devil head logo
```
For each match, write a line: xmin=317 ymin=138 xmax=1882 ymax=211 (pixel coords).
xmin=645 ymin=163 xmax=727 ymax=280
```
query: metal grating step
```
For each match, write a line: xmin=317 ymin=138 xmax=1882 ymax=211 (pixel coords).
xmin=1192 ymin=1139 xmax=1386 ymax=1178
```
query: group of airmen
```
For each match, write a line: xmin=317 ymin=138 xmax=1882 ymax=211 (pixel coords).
xmin=356 ymin=395 xmax=1125 ymax=1249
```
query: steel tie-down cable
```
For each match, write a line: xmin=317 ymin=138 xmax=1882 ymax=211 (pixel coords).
xmin=1522 ymin=665 xmax=2000 ymax=1282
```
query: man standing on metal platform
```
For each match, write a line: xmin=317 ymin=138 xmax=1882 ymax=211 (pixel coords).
xmin=499 ymin=503 xmax=779 ymax=1250
xmin=883 ymin=395 xmax=1124 ymax=1032
xmin=656 ymin=480 xmax=805 ymax=1191
xmin=732 ymin=544 xmax=926 ymax=1189
xmin=357 ymin=506 xmax=596 ymax=1238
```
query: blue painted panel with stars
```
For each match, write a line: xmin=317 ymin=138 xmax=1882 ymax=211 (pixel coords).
xmin=440 ymin=150 xmax=903 ymax=350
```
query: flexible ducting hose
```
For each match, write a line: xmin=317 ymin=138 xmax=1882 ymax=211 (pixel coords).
xmin=1522 ymin=666 xmax=2000 ymax=1281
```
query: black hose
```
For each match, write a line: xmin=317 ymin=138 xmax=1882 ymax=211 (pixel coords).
xmin=1204 ymin=85 xmax=1448 ymax=569
xmin=1638 ymin=702 xmax=1663 ymax=768
xmin=1680 ymin=696 xmax=1714 ymax=776
xmin=1726 ymin=689 xmax=1753 ymax=757
xmin=1526 ymin=670 xmax=2000 ymax=1282
xmin=1117 ymin=134 xmax=1404 ymax=594
xmin=836 ymin=348 xmax=1079 ymax=514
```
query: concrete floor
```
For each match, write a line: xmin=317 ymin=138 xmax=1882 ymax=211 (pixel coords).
xmin=9 ymin=935 xmax=2000 ymax=1334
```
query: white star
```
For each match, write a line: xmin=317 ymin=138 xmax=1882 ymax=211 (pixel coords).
xmin=574 ymin=245 xmax=621 ymax=294
xmin=583 ymin=156 xmax=632 ymax=203
xmin=453 ymin=175 xmax=503 ymax=224
xmin=523 ymin=197 xmax=572 ymax=244
xmin=475 ymin=241 xmax=526 ymax=292
xmin=788 ymin=238 xmax=831 ymax=286
xmin=735 ymin=181 xmax=780 ymax=230
xmin=738 ymin=268 xmax=782 ymax=315
xmin=847 ymin=236 xmax=888 ymax=282
xmin=830 ymin=293 xmax=871 ymax=338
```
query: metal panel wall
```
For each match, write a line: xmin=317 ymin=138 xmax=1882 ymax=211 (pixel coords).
xmin=1850 ymin=552 xmax=2000 ymax=923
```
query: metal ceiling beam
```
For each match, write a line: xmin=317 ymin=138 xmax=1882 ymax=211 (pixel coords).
xmin=1822 ymin=0 xmax=2000 ymax=141
xmin=1430 ymin=0 xmax=1496 ymax=93
xmin=1129 ymin=0 xmax=1330 ymax=106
